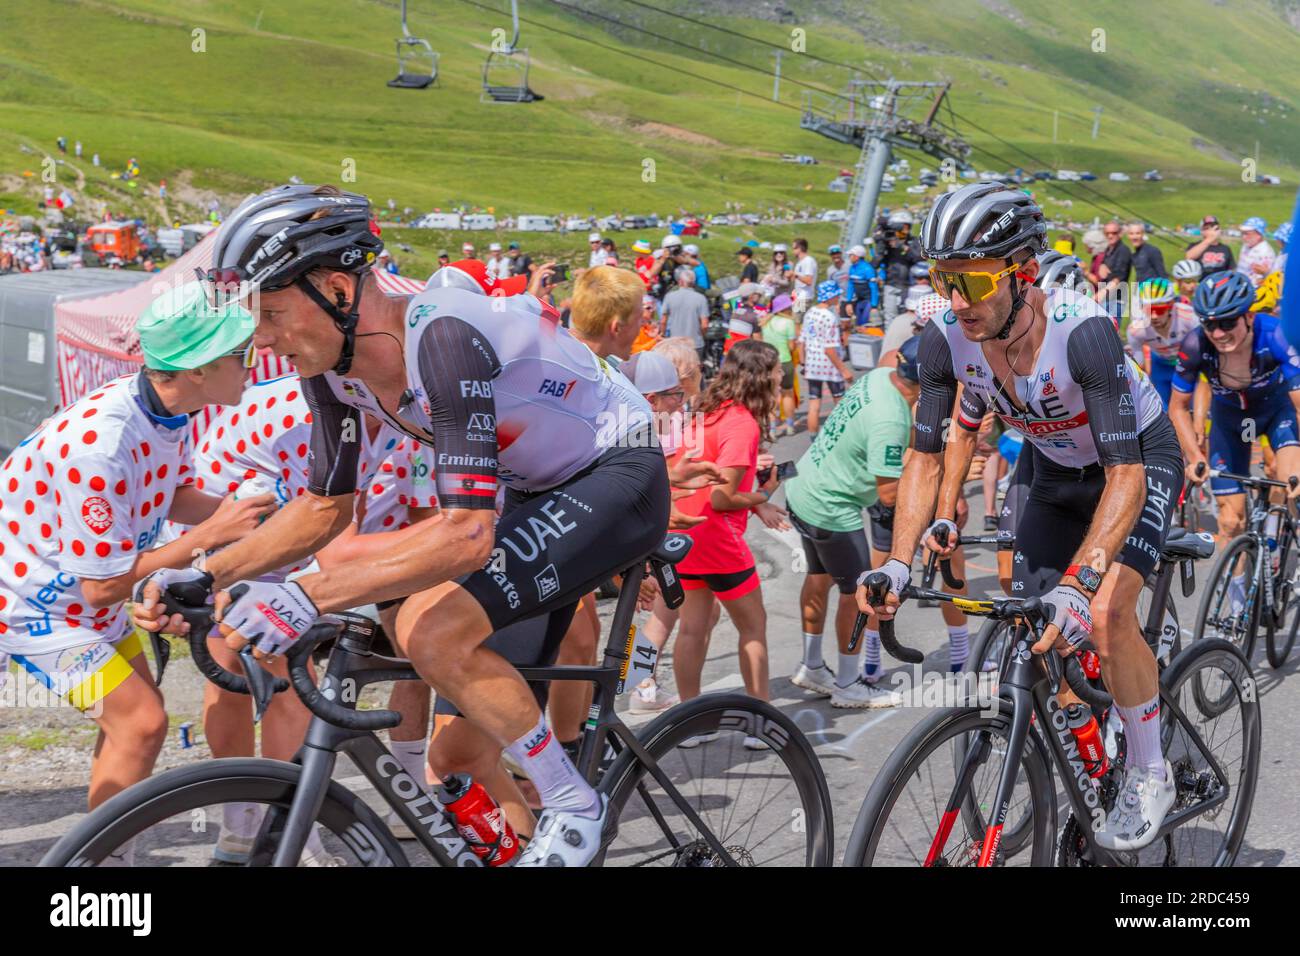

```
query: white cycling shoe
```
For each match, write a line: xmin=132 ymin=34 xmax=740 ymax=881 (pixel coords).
xmin=1095 ymin=760 xmax=1175 ymax=852
xmin=515 ymin=794 xmax=617 ymax=867
xmin=831 ymin=678 xmax=904 ymax=709
xmin=790 ymin=663 xmax=836 ymax=697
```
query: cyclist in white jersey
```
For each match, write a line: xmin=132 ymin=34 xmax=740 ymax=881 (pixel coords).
xmin=136 ymin=185 xmax=670 ymax=866
xmin=859 ymin=183 xmax=1184 ymax=851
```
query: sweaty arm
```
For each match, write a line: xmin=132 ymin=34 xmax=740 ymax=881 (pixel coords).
xmin=205 ymin=374 xmax=359 ymax=588
xmin=1066 ymin=315 xmax=1148 ymax=576
xmin=935 ymin=385 xmax=984 ymax=526
xmin=291 ymin=316 xmax=501 ymax=612
xmin=1169 ymin=328 xmax=1207 ymax=465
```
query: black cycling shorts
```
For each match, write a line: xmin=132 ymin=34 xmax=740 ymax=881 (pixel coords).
xmin=459 ymin=439 xmax=670 ymax=631
xmin=789 ymin=506 xmax=879 ymax=594
xmin=997 ymin=445 xmax=1036 ymax=553
xmin=805 ymin=379 xmax=846 ymax=400
xmin=679 ymin=567 xmax=759 ymax=601
xmin=1011 ymin=417 xmax=1183 ymax=599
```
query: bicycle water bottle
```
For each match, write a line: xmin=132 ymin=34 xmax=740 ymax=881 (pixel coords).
xmin=1065 ymin=704 xmax=1109 ymax=779
xmin=438 ymin=774 xmax=519 ymax=866
xmin=1265 ymin=511 xmax=1281 ymax=573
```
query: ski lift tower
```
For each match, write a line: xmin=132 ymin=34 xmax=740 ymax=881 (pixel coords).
xmin=801 ymin=79 xmax=971 ymax=248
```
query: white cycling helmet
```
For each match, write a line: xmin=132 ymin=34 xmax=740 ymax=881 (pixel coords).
xmin=1172 ymin=258 xmax=1203 ymax=281
xmin=888 ymin=210 xmax=914 ymax=226
xmin=661 ymin=234 xmax=682 ymax=249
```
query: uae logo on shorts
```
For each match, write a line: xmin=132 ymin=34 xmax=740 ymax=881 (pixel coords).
xmin=81 ymin=496 xmax=114 ymax=535
xmin=534 ymin=563 xmax=560 ymax=602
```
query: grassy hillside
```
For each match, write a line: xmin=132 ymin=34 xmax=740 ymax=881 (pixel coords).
xmin=1 ymin=0 xmax=1296 ymax=266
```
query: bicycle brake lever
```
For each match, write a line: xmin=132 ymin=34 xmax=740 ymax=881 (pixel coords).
xmin=239 ymin=647 xmax=279 ymax=724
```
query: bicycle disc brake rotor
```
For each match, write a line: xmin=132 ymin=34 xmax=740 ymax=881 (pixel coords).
xmin=673 ymin=841 xmax=755 ymax=867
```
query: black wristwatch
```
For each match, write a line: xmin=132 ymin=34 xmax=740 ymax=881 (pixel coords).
xmin=1065 ymin=564 xmax=1102 ymax=595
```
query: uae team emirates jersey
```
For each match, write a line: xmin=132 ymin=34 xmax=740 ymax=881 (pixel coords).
xmin=0 ymin=375 xmax=191 ymax=655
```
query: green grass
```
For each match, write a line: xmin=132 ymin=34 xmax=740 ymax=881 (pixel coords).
xmin=1 ymin=0 xmax=1296 ymax=267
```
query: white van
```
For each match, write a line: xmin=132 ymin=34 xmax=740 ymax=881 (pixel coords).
xmin=564 ymin=217 xmax=591 ymax=232
xmin=462 ymin=214 xmax=497 ymax=231
xmin=414 ymin=212 xmax=462 ymax=229
xmin=1057 ymin=169 xmax=1081 ymax=182
xmin=517 ymin=215 xmax=557 ymax=232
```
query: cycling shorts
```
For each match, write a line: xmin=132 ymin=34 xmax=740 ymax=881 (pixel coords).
xmin=680 ymin=568 xmax=759 ymax=601
xmin=805 ymin=379 xmax=846 ymax=401
xmin=1208 ymin=398 xmax=1300 ymax=496
xmin=1011 ymin=417 xmax=1183 ymax=599
xmin=788 ymin=507 xmax=874 ymax=594
xmin=11 ymin=629 xmax=144 ymax=712
xmin=459 ymin=438 xmax=670 ymax=632
xmin=997 ymin=445 xmax=1036 ymax=552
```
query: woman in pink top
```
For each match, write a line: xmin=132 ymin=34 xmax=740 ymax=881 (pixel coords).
xmin=673 ymin=341 xmax=789 ymax=727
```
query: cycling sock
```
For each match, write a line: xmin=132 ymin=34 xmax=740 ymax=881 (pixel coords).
xmin=222 ymin=802 xmax=266 ymax=839
xmin=1117 ymin=695 xmax=1166 ymax=780
xmin=835 ymin=652 xmax=859 ymax=689
xmin=505 ymin=714 xmax=600 ymax=817
xmin=802 ymin=632 xmax=824 ymax=669
xmin=862 ymin=630 xmax=881 ymax=683
xmin=1230 ymin=574 xmax=1246 ymax=605
xmin=390 ymin=738 xmax=431 ymax=791
xmin=947 ymin=626 xmax=969 ymax=672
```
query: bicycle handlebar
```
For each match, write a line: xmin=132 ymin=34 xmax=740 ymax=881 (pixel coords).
xmin=1196 ymin=461 xmax=1299 ymax=492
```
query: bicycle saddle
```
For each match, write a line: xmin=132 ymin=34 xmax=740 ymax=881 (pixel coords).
xmin=1160 ymin=527 xmax=1215 ymax=562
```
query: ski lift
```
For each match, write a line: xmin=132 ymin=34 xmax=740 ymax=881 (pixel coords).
xmin=481 ymin=0 xmax=542 ymax=104
xmin=387 ymin=0 xmax=438 ymax=90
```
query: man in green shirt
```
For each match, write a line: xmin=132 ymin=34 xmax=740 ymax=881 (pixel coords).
xmin=785 ymin=336 xmax=919 ymax=708
xmin=761 ymin=301 xmax=799 ymax=435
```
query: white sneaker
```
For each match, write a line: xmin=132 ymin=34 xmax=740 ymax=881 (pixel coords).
xmin=514 ymin=795 xmax=616 ymax=867
xmin=628 ymin=677 xmax=679 ymax=714
xmin=831 ymin=678 xmax=904 ymax=710
xmin=212 ymin=803 xmax=266 ymax=864
xmin=790 ymin=662 xmax=836 ymax=697
xmin=677 ymin=731 xmax=722 ymax=749
xmin=385 ymin=809 xmax=416 ymax=840
xmin=1095 ymin=760 xmax=1176 ymax=852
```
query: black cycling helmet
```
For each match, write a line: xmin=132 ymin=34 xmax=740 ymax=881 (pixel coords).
xmin=208 ymin=184 xmax=384 ymax=374
xmin=1034 ymin=250 xmax=1091 ymax=294
xmin=920 ymin=182 xmax=1047 ymax=261
xmin=895 ymin=333 xmax=921 ymax=383
xmin=1192 ymin=271 xmax=1255 ymax=320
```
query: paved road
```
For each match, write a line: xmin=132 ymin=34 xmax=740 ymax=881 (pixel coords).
xmin=3 ymin=426 xmax=1298 ymax=866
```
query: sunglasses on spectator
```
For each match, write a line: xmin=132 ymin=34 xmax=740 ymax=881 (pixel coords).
xmin=929 ymin=263 xmax=1019 ymax=303
xmin=227 ymin=339 xmax=258 ymax=368
xmin=1203 ymin=314 xmax=1245 ymax=333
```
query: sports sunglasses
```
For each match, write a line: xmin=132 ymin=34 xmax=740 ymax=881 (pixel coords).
xmin=929 ymin=263 xmax=1021 ymax=303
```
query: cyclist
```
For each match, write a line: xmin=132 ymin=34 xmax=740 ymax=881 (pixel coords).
xmin=135 ymin=185 xmax=670 ymax=867
xmin=1172 ymin=257 xmax=1203 ymax=304
xmin=0 ymin=284 xmax=273 ymax=835
xmin=860 ymin=182 xmax=1184 ymax=851
xmin=786 ymin=335 xmax=919 ymax=708
xmin=1171 ymin=272 xmax=1300 ymax=568
xmin=1126 ymin=277 xmax=1198 ymax=410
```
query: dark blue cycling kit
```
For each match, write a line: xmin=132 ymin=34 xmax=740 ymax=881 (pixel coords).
xmin=1172 ymin=313 xmax=1300 ymax=495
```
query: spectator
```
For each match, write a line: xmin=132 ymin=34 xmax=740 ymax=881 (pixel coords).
xmin=846 ymin=243 xmax=879 ymax=326
xmin=377 ymin=250 xmax=399 ymax=275
xmin=653 ymin=336 xmax=704 ymax=407
xmin=726 ymin=283 xmax=763 ymax=353
xmin=632 ymin=239 xmax=656 ymax=289
xmin=1236 ymin=216 xmax=1276 ymax=287
xmin=1184 ymin=215 xmax=1235 ymax=276
xmin=140 ymin=257 xmax=160 ymax=274
xmin=761 ymin=293 xmax=799 ymax=436
xmin=1053 ymin=232 xmax=1076 ymax=256
xmin=791 ymin=238 xmax=818 ymax=316
xmin=57 ymin=136 xmax=67 ymax=154
xmin=631 ymin=294 xmax=661 ymax=353
xmin=882 ymin=290 xmax=945 ymax=355
xmin=159 ymin=179 xmax=167 ymax=201
xmin=92 ymin=152 xmax=100 ymax=167
xmin=1094 ymin=220 xmax=1132 ymax=319
xmin=874 ymin=211 xmax=923 ymax=321
xmin=904 ymin=262 xmax=932 ymax=310
xmin=672 ymin=340 xmax=790 ymax=719
xmin=437 ymin=250 xmax=450 ymax=268
xmin=684 ymin=243 xmax=710 ymax=291
xmin=1274 ymin=221 xmax=1291 ymax=273
xmin=801 ymin=281 xmax=855 ymax=435
xmin=460 ymin=241 xmax=477 ymax=260
xmin=651 ymin=234 xmax=684 ymax=299
xmin=737 ymin=246 xmax=760 ymax=284
xmin=763 ymin=244 xmax=792 ymax=300
xmin=825 ymin=244 xmax=850 ymax=302
xmin=587 ymin=232 xmax=605 ymax=269
xmin=600 ymin=237 xmax=619 ymax=266
xmin=506 ymin=240 xmax=531 ymax=277
xmin=485 ymin=242 xmax=510 ymax=282
xmin=660 ymin=268 xmax=710 ymax=354
xmin=74 ymin=140 xmax=82 ymax=158
xmin=567 ymin=265 xmax=644 ymax=365
xmin=1126 ymin=222 xmax=1167 ymax=282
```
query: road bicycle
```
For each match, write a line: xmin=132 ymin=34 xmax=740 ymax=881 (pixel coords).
xmin=41 ymin=534 xmax=833 ymax=868
xmin=843 ymin=527 xmax=1260 ymax=867
xmin=1194 ymin=467 xmax=1300 ymax=671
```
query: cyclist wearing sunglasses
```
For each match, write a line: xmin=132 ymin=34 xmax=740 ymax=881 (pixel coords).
xmin=135 ymin=184 xmax=669 ymax=867
xmin=1126 ymin=277 xmax=1198 ymax=410
xmin=0 ymin=284 xmax=275 ymax=834
xmin=1172 ymin=271 xmax=1300 ymax=551
xmin=860 ymin=182 xmax=1184 ymax=851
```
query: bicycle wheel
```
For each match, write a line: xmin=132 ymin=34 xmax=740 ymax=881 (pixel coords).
xmin=1143 ymin=639 xmax=1260 ymax=866
xmin=1193 ymin=533 xmax=1260 ymax=680
xmin=1264 ymin=538 xmax=1299 ymax=668
xmin=1269 ymin=599 xmax=1300 ymax=668
xmin=598 ymin=693 xmax=833 ymax=867
xmin=965 ymin=618 xmax=1014 ymax=679
xmin=39 ymin=759 xmax=409 ymax=867
xmin=843 ymin=702 xmax=1057 ymax=867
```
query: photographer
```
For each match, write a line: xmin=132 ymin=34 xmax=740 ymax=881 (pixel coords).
xmin=660 ymin=266 xmax=710 ymax=357
xmin=872 ymin=211 xmax=924 ymax=321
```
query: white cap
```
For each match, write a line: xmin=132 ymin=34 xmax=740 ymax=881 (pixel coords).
xmin=462 ymin=242 xmax=474 ymax=252
xmin=684 ymin=243 xmax=699 ymax=255
xmin=488 ymin=242 xmax=502 ymax=251
xmin=589 ymin=232 xmax=602 ymax=242
xmin=661 ymin=234 xmax=682 ymax=249
xmin=849 ymin=243 xmax=867 ymax=257
xmin=625 ymin=352 xmax=680 ymax=395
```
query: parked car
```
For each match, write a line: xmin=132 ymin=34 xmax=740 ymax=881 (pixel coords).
xmin=1057 ymin=169 xmax=1081 ymax=182
xmin=1079 ymin=171 xmax=1097 ymax=181
xmin=820 ymin=209 xmax=847 ymax=222
xmin=906 ymin=184 xmax=929 ymax=194
xmin=621 ymin=216 xmax=649 ymax=230
xmin=413 ymin=212 xmax=462 ymax=229
xmin=516 ymin=215 xmax=558 ymax=232
xmin=1143 ymin=169 xmax=1162 ymax=182
xmin=86 ymin=221 xmax=144 ymax=264
xmin=1033 ymin=170 xmax=1054 ymax=181
xmin=1108 ymin=172 xmax=1131 ymax=182
xmin=1260 ymin=174 xmax=1282 ymax=185
xmin=564 ymin=217 xmax=592 ymax=232
xmin=919 ymin=172 xmax=939 ymax=186
xmin=462 ymin=214 xmax=497 ymax=230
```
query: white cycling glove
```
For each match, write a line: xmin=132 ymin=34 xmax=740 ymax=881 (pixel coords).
xmin=218 ymin=581 xmax=319 ymax=657
xmin=923 ymin=518 xmax=960 ymax=551
xmin=1040 ymin=583 xmax=1094 ymax=649
xmin=137 ymin=566 xmax=213 ymax=608
xmin=858 ymin=558 xmax=912 ymax=602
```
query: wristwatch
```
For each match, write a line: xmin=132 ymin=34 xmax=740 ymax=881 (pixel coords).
xmin=1065 ymin=564 xmax=1102 ymax=595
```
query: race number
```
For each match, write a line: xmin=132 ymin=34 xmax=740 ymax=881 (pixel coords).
xmin=617 ymin=625 xmax=659 ymax=694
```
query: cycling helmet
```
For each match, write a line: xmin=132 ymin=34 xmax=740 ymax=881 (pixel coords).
xmin=1252 ymin=270 xmax=1283 ymax=314
xmin=888 ymin=210 xmax=914 ymax=227
xmin=920 ymin=183 xmax=1047 ymax=261
xmin=1034 ymin=250 xmax=1090 ymax=293
xmin=1192 ymin=271 xmax=1256 ymax=320
xmin=1274 ymin=221 xmax=1293 ymax=246
xmin=895 ymin=333 xmax=921 ymax=382
xmin=1172 ymin=258 xmax=1203 ymax=281
xmin=208 ymin=184 xmax=383 ymax=374
xmin=1136 ymin=277 xmax=1176 ymax=306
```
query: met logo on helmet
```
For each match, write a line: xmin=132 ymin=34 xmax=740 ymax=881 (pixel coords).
xmin=245 ymin=227 xmax=290 ymax=275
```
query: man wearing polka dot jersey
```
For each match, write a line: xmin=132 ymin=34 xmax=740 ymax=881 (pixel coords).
xmin=0 ymin=283 xmax=274 ymax=820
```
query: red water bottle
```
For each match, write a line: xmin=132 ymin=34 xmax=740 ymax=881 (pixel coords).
xmin=1080 ymin=650 xmax=1101 ymax=680
xmin=438 ymin=774 xmax=519 ymax=866
xmin=1065 ymin=703 xmax=1109 ymax=779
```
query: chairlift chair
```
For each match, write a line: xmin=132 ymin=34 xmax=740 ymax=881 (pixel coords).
xmin=388 ymin=0 xmax=439 ymax=89
xmin=481 ymin=0 xmax=542 ymax=103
